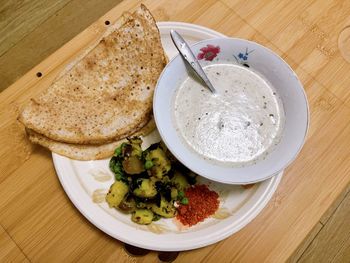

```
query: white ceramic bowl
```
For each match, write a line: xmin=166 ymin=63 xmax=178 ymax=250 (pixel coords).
xmin=153 ymin=37 xmax=309 ymax=184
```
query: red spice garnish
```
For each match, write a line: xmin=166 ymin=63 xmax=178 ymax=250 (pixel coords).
xmin=176 ymin=184 xmax=219 ymax=226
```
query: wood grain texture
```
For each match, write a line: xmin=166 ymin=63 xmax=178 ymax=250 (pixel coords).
xmin=0 ymin=0 xmax=124 ymax=92
xmin=286 ymin=222 xmax=323 ymax=263
xmin=332 ymin=234 xmax=350 ymax=263
xmin=289 ymin=182 xmax=350 ymax=262
xmin=0 ymin=225 xmax=28 ymax=262
xmin=0 ymin=0 xmax=71 ymax=57
xmin=0 ymin=0 xmax=350 ymax=262
xmin=0 ymin=147 xmax=135 ymax=262
xmin=320 ymin=182 xmax=350 ymax=226
xmin=223 ymin=0 xmax=350 ymax=107
xmin=299 ymin=191 xmax=350 ymax=263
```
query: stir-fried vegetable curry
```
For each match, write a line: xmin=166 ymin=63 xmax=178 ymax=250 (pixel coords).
xmin=106 ymin=137 xmax=197 ymax=225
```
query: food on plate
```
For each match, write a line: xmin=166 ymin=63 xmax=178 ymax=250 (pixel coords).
xmin=144 ymin=146 xmax=171 ymax=179
xmin=26 ymin=118 xmax=155 ymax=160
xmin=18 ymin=4 xmax=167 ymax=160
xmin=131 ymin=209 xmax=154 ymax=225
xmin=133 ymin=178 xmax=157 ymax=198
xmin=105 ymin=181 xmax=129 ymax=208
xmin=150 ymin=197 xmax=176 ymax=218
xmin=106 ymin=137 xmax=220 ymax=225
xmin=174 ymin=63 xmax=285 ymax=166
xmin=171 ymin=171 xmax=190 ymax=191
xmin=176 ymin=184 xmax=219 ymax=226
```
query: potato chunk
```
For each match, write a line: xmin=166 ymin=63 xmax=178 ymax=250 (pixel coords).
xmin=131 ymin=209 xmax=154 ymax=225
xmin=145 ymin=148 xmax=171 ymax=179
xmin=133 ymin=179 xmax=157 ymax=198
xmin=171 ymin=171 xmax=189 ymax=191
xmin=106 ymin=181 xmax=129 ymax=208
xmin=151 ymin=197 xmax=176 ymax=218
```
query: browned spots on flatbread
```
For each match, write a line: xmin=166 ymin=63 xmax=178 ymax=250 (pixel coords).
xmin=85 ymin=57 xmax=97 ymax=70
xmin=18 ymin=5 xmax=166 ymax=146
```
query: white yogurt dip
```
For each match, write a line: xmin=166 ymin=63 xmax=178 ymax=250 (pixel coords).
xmin=174 ymin=63 xmax=285 ymax=166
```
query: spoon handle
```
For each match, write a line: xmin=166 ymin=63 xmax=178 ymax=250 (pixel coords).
xmin=170 ymin=30 xmax=216 ymax=94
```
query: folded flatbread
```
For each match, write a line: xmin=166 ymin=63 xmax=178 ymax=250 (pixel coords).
xmin=19 ymin=5 xmax=166 ymax=145
xmin=27 ymin=118 xmax=156 ymax=160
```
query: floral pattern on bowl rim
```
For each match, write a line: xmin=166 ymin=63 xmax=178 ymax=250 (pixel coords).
xmin=197 ymin=44 xmax=220 ymax=61
xmin=197 ymin=45 xmax=254 ymax=68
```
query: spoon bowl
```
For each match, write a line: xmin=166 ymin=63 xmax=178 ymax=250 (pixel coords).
xmin=170 ymin=30 xmax=217 ymax=94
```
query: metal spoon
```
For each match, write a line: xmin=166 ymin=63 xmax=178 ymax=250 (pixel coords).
xmin=170 ymin=30 xmax=217 ymax=94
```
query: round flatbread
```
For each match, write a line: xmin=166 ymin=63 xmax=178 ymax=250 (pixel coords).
xmin=19 ymin=5 xmax=166 ymax=145
xmin=27 ymin=118 xmax=156 ymax=160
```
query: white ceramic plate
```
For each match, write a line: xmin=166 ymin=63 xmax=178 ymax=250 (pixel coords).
xmin=52 ymin=22 xmax=283 ymax=251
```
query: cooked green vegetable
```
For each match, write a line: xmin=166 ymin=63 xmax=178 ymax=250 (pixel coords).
xmin=114 ymin=145 xmax=123 ymax=156
xmin=133 ymin=178 xmax=157 ymax=198
xmin=171 ymin=171 xmax=189 ymax=191
xmin=106 ymin=181 xmax=129 ymax=208
xmin=181 ymin=197 xmax=189 ymax=205
xmin=144 ymin=160 xmax=154 ymax=169
xmin=131 ymin=209 xmax=154 ymax=225
xmin=151 ymin=197 xmax=176 ymax=218
xmin=109 ymin=157 xmax=126 ymax=181
xmin=145 ymin=147 xmax=171 ymax=179
xmin=177 ymin=190 xmax=185 ymax=199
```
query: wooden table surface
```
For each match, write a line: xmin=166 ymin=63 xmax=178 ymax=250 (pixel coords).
xmin=1 ymin=0 xmax=350 ymax=262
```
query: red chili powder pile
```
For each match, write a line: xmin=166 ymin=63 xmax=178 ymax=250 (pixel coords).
xmin=176 ymin=184 xmax=219 ymax=226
